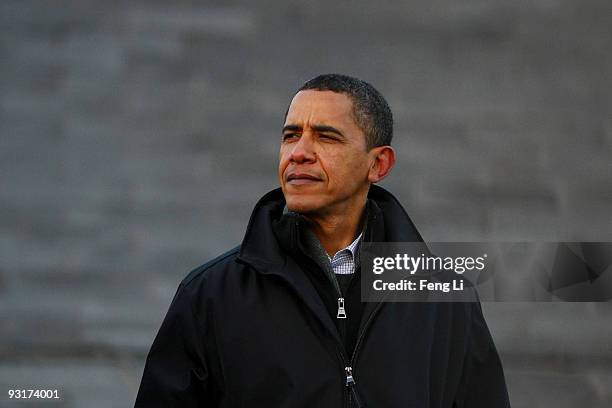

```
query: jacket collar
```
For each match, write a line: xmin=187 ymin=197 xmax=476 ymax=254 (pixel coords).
xmin=237 ymin=184 xmax=423 ymax=274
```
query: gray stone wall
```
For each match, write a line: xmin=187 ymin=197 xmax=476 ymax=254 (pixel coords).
xmin=1 ymin=0 xmax=611 ymax=406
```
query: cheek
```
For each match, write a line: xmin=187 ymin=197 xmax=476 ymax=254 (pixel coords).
xmin=278 ymin=151 xmax=289 ymax=175
xmin=329 ymin=155 xmax=369 ymax=188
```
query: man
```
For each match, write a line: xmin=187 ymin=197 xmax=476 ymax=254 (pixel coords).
xmin=135 ymin=74 xmax=511 ymax=407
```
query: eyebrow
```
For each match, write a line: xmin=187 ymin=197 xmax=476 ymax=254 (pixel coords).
xmin=282 ymin=124 xmax=345 ymax=138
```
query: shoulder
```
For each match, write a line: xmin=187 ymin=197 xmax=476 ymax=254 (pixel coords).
xmin=179 ymin=245 xmax=242 ymax=290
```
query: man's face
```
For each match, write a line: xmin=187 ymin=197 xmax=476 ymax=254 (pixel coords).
xmin=279 ymin=90 xmax=373 ymax=215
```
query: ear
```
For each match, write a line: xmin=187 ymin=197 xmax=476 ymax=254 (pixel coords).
xmin=367 ymin=146 xmax=396 ymax=183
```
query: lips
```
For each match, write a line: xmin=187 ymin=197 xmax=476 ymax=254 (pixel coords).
xmin=287 ymin=172 xmax=323 ymax=185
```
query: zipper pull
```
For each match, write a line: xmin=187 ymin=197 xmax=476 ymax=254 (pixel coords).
xmin=345 ymin=366 xmax=355 ymax=386
xmin=337 ymin=297 xmax=347 ymax=319
xmin=346 ymin=366 xmax=363 ymax=407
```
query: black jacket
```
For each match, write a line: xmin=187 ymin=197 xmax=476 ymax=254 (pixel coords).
xmin=135 ymin=186 xmax=511 ymax=407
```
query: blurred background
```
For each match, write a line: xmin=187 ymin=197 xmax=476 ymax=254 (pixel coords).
xmin=1 ymin=0 xmax=611 ymax=406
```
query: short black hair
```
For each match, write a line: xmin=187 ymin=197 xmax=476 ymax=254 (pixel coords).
xmin=290 ymin=74 xmax=393 ymax=149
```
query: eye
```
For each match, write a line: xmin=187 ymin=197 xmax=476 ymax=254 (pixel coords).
xmin=282 ymin=133 xmax=299 ymax=141
xmin=319 ymin=134 xmax=337 ymax=141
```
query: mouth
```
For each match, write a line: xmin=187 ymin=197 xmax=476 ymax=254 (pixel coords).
xmin=286 ymin=173 xmax=323 ymax=185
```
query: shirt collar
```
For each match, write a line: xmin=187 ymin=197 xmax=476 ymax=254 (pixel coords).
xmin=328 ymin=231 xmax=363 ymax=261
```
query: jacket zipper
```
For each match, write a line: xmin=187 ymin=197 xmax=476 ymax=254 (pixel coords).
xmin=345 ymin=366 xmax=363 ymax=408
xmin=324 ymin=261 xmax=386 ymax=408
xmin=326 ymin=261 xmax=346 ymax=321
xmin=294 ymin=220 xmax=383 ymax=408
xmin=294 ymin=220 xmax=347 ymax=321
xmin=337 ymin=297 xmax=347 ymax=319
xmin=347 ymin=302 xmax=385 ymax=408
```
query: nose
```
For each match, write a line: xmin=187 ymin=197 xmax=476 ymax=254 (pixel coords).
xmin=289 ymin=134 xmax=316 ymax=164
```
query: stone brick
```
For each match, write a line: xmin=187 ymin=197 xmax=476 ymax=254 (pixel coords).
xmin=2 ymin=0 xmax=611 ymax=406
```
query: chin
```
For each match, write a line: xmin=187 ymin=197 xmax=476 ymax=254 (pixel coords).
xmin=284 ymin=195 xmax=324 ymax=215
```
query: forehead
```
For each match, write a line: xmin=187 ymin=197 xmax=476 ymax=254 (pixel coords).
xmin=285 ymin=90 xmax=355 ymax=126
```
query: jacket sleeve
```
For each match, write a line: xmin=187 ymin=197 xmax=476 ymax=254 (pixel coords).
xmin=455 ymin=301 xmax=511 ymax=408
xmin=135 ymin=282 xmax=210 ymax=407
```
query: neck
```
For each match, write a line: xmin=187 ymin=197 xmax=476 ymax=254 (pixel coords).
xmin=303 ymin=196 xmax=367 ymax=256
